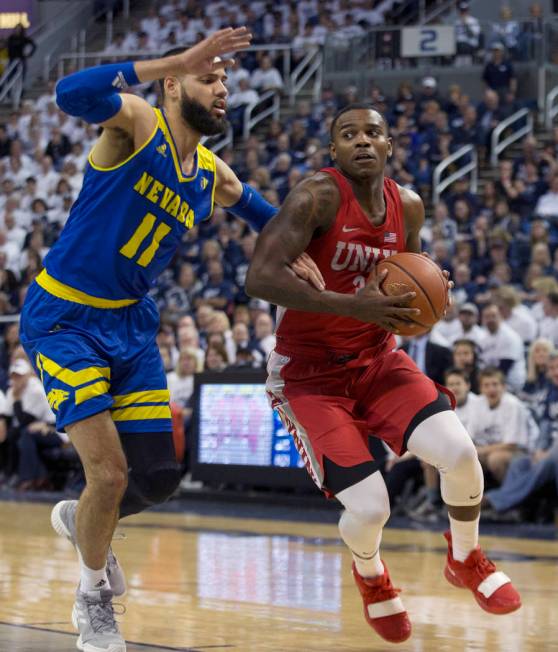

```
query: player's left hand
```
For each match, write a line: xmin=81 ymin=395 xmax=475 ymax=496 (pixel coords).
xmin=177 ymin=28 xmax=253 ymax=75
xmin=290 ymin=252 xmax=325 ymax=292
xmin=421 ymin=252 xmax=453 ymax=313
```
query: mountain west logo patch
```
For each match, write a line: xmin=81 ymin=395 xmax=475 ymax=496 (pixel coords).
xmin=47 ymin=388 xmax=70 ymax=411
xmin=156 ymin=143 xmax=167 ymax=158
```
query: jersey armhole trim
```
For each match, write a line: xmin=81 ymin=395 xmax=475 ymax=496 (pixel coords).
xmin=87 ymin=107 xmax=159 ymax=172
xmin=203 ymin=146 xmax=217 ymax=216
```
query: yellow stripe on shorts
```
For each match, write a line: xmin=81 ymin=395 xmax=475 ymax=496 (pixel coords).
xmin=111 ymin=405 xmax=171 ymax=421
xmin=75 ymin=380 xmax=111 ymax=406
xmin=37 ymin=352 xmax=110 ymax=387
xmin=112 ymin=389 xmax=170 ymax=408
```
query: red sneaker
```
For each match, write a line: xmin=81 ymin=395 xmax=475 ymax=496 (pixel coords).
xmin=352 ymin=561 xmax=412 ymax=643
xmin=443 ymin=531 xmax=521 ymax=614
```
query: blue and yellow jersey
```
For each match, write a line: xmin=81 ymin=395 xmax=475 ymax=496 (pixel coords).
xmin=39 ymin=107 xmax=217 ymax=306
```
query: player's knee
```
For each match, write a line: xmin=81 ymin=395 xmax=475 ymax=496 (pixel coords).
xmin=336 ymin=472 xmax=390 ymax=525
xmin=348 ymin=502 xmax=390 ymax=526
xmin=446 ymin=435 xmax=479 ymax=477
xmin=132 ymin=462 xmax=182 ymax=506
xmin=89 ymin=459 xmax=129 ymax=501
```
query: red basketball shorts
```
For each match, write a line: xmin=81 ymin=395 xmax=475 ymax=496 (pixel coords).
xmin=266 ymin=344 xmax=453 ymax=496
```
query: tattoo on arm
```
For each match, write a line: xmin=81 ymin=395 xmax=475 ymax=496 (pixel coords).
xmin=246 ymin=176 xmax=340 ymax=312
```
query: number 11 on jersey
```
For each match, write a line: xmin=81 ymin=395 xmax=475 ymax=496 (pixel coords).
xmin=120 ymin=212 xmax=172 ymax=267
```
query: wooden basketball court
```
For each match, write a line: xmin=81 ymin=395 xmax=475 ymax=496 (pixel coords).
xmin=1 ymin=500 xmax=557 ymax=651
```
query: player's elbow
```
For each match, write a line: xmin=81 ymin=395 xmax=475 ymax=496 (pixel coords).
xmin=245 ymin=260 xmax=271 ymax=300
xmin=55 ymin=76 xmax=84 ymax=116
xmin=245 ymin=263 xmax=261 ymax=299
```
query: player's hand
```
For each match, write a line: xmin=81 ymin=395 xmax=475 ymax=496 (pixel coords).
xmin=290 ymin=252 xmax=325 ymax=292
xmin=177 ymin=28 xmax=252 ymax=75
xmin=352 ymin=268 xmax=421 ymax=332
xmin=421 ymin=251 xmax=453 ymax=314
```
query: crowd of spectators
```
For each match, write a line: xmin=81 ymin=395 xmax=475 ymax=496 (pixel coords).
xmin=0 ymin=0 xmax=556 ymax=524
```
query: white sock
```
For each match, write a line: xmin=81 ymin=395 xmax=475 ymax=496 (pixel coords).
xmin=449 ymin=514 xmax=479 ymax=562
xmin=353 ymin=548 xmax=385 ymax=579
xmin=78 ymin=549 xmax=110 ymax=593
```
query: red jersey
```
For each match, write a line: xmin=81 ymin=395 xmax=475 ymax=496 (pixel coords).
xmin=275 ymin=167 xmax=406 ymax=356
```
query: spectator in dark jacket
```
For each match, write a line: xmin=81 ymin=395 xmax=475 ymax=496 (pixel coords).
xmin=6 ymin=23 xmax=36 ymax=81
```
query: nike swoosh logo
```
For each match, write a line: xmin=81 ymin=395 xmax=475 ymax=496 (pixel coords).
xmin=342 ymin=226 xmax=359 ymax=233
xmin=469 ymin=492 xmax=481 ymax=500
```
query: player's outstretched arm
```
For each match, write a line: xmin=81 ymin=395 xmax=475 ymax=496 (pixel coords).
xmin=245 ymin=176 xmax=421 ymax=328
xmin=55 ymin=27 xmax=252 ymax=135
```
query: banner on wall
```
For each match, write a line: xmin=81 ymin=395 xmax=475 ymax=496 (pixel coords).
xmin=0 ymin=0 xmax=34 ymax=36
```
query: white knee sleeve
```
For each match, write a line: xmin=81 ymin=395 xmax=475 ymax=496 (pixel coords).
xmin=407 ymin=411 xmax=484 ymax=507
xmin=336 ymin=471 xmax=391 ymax=525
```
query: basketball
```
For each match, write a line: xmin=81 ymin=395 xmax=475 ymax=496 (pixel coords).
xmin=376 ymin=253 xmax=448 ymax=336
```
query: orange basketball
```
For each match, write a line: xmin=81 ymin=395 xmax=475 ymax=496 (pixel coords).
xmin=376 ymin=252 xmax=448 ymax=336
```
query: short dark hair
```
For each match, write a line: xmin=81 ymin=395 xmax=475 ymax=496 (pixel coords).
xmin=453 ymin=338 xmax=476 ymax=351
xmin=330 ymin=103 xmax=388 ymax=139
xmin=158 ymin=47 xmax=188 ymax=99
xmin=478 ymin=367 xmax=505 ymax=383
xmin=444 ymin=367 xmax=470 ymax=383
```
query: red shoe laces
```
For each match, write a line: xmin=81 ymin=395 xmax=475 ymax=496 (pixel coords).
xmin=470 ymin=549 xmax=497 ymax=578
xmin=362 ymin=574 xmax=402 ymax=602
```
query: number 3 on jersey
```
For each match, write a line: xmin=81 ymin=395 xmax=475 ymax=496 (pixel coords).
xmin=120 ymin=212 xmax=171 ymax=267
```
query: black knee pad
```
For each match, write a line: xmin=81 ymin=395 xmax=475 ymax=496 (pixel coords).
xmin=130 ymin=462 xmax=182 ymax=505
xmin=119 ymin=431 xmax=182 ymax=517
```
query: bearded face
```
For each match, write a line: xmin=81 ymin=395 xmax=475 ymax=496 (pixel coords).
xmin=179 ymin=84 xmax=227 ymax=136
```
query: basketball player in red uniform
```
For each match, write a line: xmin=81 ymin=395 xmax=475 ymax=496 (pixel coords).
xmin=246 ymin=104 xmax=521 ymax=643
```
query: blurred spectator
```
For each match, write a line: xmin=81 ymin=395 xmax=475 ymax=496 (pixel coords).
xmin=253 ymin=312 xmax=275 ymax=357
xmin=469 ymin=367 xmax=534 ymax=483
xmin=479 ymin=303 xmax=526 ymax=391
xmin=16 ymin=421 xmax=69 ymax=491
xmin=231 ymin=322 xmax=264 ymax=366
xmin=454 ymin=303 xmax=485 ymax=346
xmin=204 ymin=343 xmax=229 ymax=371
xmin=2 ymin=358 xmax=54 ymax=485
xmin=534 ymin=174 xmax=558 ymax=219
xmin=402 ymin=331 xmax=453 ymax=385
xmin=445 ymin=367 xmax=482 ymax=432
xmin=6 ymin=23 xmax=36 ymax=82
xmin=452 ymin=338 xmax=480 ymax=393
xmin=484 ymin=352 xmax=558 ymax=514
xmin=523 ymin=338 xmax=554 ymax=403
xmin=477 ymin=90 xmax=504 ymax=151
xmin=454 ymin=2 xmax=481 ymax=63
xmin=104 ymin=32 xmax=126 ymax=57
xmin=226 ymin=58 xmax=251 ymax=95
xmin=490 ymin=6 xmax=521 ymax=58
xmin=251 ymin=56 xmax=284 ymax=93
xmin=166 ymin=348 xmax=198 ymax=408
xmin=482 ymin=43 xmax=517 ymax=97
xmin=228 ymin=78 xmax=260 ymax=135
xmin=538 ymin=291 xmax=558 ymax=347
xmin=494 ymin=285 xmax=537 ymax=345
xmin=195 ymin=259 xmax=236 ymax=311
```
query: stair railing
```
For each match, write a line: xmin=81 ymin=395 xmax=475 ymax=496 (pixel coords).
xmin=490 ymin=108 xmax=534 ymax=166
xmin=545 ymin=84 xmax=558 ymax=130
xmin=243 ymin=90 xmax=280 ymax=140
xmin=432 ymin=145 xmax=478 ymax=205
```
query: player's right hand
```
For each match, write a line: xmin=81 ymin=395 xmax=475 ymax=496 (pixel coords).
xmin=353 ymin=268 xmax=421 ymax=333
xmin=177 ymin=28 xmax=253 ymax=75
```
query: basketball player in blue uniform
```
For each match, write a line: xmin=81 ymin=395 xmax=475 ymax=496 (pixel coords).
xmin=19 ymin=29 xmax=323 ymax=652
